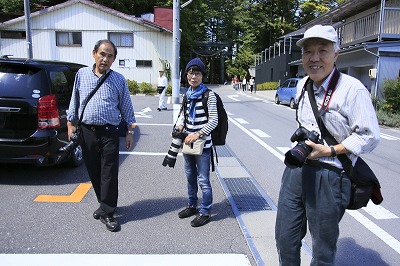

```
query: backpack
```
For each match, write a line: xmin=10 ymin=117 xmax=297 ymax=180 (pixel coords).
xmin=201 ymin=89 xmax=228 ymax=146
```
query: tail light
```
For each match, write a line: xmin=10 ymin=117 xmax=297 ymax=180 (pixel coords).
xmin=38 ymin=94 xmax=60 ymax=129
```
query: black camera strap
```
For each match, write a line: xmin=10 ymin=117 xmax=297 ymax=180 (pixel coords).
xmin=305 ymin=70 xmax=354 ymax=177
xmin=75 ymin=70 xmax=112 ymax=126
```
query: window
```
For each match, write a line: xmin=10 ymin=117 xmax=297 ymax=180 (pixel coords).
xmin=119 ymin=60 xmax=126 ymax=67
xmin=108 ymin=32 xmax=134 ymax=47
xmin=1 ymin=31 xmax=26 ymax=39
xmin=136 ymin=60 xmax=152 ymax=67
xmin=56 ymin=32 xmax=82 ymax=46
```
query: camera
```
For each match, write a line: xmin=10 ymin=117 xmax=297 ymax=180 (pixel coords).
xmin=60 ymin=132 xmax=80 ymax=154
xmin=171 ymin=128 xmax=188 ymax=140
xmin=162 ymin=128 xmax=188 ymax=168
xmin=284 ymin=127 xmax=323 ymax=168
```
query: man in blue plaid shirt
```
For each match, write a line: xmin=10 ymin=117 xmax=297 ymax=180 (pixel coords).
xmin=67 ymin=40 xmax=136 ymax=232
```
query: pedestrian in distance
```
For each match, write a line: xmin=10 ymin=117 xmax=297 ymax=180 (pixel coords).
xmin=67 ymin=39 xmax=136 ymax=232
xmin=275 ymin=25 xmax=380 ymax=264
xmin=249 ymin=76 xmax=255 ymax=93
xmin=232 ymin=75 xmax=239 ymax=91
xmin=157 ymin=69 xmax=169 ymax=111
xmin=242 ymin=76 xmax=247 ymax=92
xmin=175 ymin=58 xmax=218 ymax=227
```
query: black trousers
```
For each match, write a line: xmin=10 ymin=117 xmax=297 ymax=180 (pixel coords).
xmin=81 ymin=124 xmax=120 ymax=215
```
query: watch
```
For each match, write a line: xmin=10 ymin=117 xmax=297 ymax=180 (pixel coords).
xmin=198 ymin=131 xmax=204 ymax=138
xmin=127 ymin=130 xmax=133 ymax=134
xmin=330 ymin=145 xmax=336 ymax=157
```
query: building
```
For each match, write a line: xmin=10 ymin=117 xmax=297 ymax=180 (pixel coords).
xmin=0 ymin=0 xmax=173 ymax=85
xmin=255 ymin=0 xmax=400 ymax=99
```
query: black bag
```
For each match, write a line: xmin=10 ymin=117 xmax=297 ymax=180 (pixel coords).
xmin=347 ymin=157 xmax=383 ymax=210
xmin=157 ymin=86 xmax=165 ymax=94
xmin=201 ymin=89 xmax=228 ymax=146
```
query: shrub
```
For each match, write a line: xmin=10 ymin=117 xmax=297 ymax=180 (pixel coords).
xmin=139 ymin=82 xmax=156 ymax=95
xmin=256 ymin=81 xmax=280 ymax=91
xmin=381 ymin=79 xmax=400 ymax=114
xmin=127 ymin=79 xmax=139 ymax=94
xmin=376 ymin=109 xmax=400 ymax=128
xmin=166 ymin=85 xmax=172 ymax=96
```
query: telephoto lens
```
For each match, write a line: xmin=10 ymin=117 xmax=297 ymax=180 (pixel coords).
xmin=162 ymin=137 xmax=183 ymax=168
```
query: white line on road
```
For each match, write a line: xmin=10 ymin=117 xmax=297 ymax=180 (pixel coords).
xmin=380 ymin=133 xmax=400 ymax=141
xmin=120 ymin=151 xmax=182 ymax=156
xmin=276 ymin=147 xmax=290 ymax=154
xmin=346 ymin=210 xmax=400 ymax=255
xmin=250 ymin=129 xmax=271 ymax=138
xmin=228 ymin=117 xmax=285 ymax=162
xmin=227 ymin=95 xmax=240 ymax=101
xmin=235 ymin=118 xmax=249 ymax=124
xmin=363 ymin=202 xmax=399 ymax=220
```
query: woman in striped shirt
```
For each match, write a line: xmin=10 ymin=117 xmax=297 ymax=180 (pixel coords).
xmin=176 ymin=58 xmax=218 ymax=227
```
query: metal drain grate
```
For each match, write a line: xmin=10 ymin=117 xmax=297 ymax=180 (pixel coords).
xmin=214 ymin=145 xmax=232 ymax=157
xmin=224 ymin=178 xmax=272 ymax=211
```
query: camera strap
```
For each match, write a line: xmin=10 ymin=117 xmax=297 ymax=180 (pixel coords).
xmin=305 ymin=71 xmax=354 ymax=177
xmin=76 ymin=70 xmax=112 ymax=126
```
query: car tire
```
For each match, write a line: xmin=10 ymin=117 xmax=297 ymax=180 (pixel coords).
xmin=67 ymin=145 xmax=84 ymax=167
xmin=290 ymin=98 xmax=296 ymax=109
xmin=275 ymin=95 xmax=280 ymax=104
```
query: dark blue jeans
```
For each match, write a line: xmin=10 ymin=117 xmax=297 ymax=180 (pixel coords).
xmin=183 ymin=148 xmax=212 ymax=215
xmin=275 ymin=165 xmax=351 ymax=265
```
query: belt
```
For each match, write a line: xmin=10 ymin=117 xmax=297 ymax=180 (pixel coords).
xmin=304 ymin=159 xmax=344 ymax=175
xmin=82 ymin=123 xmax=117 ymax=132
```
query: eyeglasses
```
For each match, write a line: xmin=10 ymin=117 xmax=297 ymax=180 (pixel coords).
xmin=187 ymin=71 xmax=202 ymax=77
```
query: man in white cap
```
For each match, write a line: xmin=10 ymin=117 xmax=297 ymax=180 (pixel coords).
xmin=157 ymin=70 xmax=169 ymax=111
xmin=275 ymin=25 xmax=380 ymax=265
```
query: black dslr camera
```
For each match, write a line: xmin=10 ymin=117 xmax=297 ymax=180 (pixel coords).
xmin=60 ymin=132 xmax=81 ymax=154
xmin=171 ymin=128 xmax=188 ymax=140
xmin=284 ymin=127 xmax=323 ymax=168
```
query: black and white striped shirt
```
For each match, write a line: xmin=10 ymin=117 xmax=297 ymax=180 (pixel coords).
xmin=178 ymin=90 xmax=218 ymax=149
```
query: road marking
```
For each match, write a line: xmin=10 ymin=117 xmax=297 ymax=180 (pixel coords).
xmin=363 ymin=202 xmax=399 ymax=220
xmin=34 ymin=183 xmax=92 ymax=203
xmin=235 ymin=118 xmax=249 ymax=124
xmin=227 ymin=95 xmax=240 ymax=101
xmin=380 ymin=133 xmax=400 ymax=140
xmin=250 ymin=129 xmax=271 ymax=138
xmin=228 ymin=117 xmax=284 ymax=161
xmin=347 ymin=210 xmax=400 ymax=255
xmin=0 ymin=254 xmax=252 ymax=266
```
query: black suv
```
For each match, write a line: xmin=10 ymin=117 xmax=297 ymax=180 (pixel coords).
xmin=0 ymin=56 xmax=86 ymax=166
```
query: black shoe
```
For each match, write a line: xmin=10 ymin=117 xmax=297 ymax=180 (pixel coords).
xmin=100 ymin=215 xmax=120 ymax=232
xmin=178 ymin=206 xmax=198 ymax=219
xmin=93 ymin=208 xmax=103 ymax=220
xmin=157 ymin=108 xmax=161 ymax=111
xmin=191 ymin=214 xmax=211 ymax=227
xmin=162 ymin=107 xmax=167 ymax=110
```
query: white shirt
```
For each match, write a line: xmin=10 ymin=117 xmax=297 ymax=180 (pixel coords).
xmin=296 ymin=69 xmax=380 ymax=168
xmin=158 ymin=75 xmax=168 ymax=88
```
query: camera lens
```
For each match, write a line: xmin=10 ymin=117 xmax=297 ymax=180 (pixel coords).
xmin=284 ymin=142 xmax=312 ymax=168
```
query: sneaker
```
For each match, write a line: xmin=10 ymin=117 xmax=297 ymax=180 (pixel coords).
xmin=178 ymin=206 xmax=198 ymax=219
xmin=162 ymin=107 xmax=167 ymax=110
xmin=191 ymin=214 xmax=211 ymax=227
xmin=157 ymin=108 xmax=161 ymax=111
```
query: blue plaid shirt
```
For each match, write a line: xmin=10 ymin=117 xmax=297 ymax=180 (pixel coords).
xmin=67 ymin=66 xmax=136 ymax=127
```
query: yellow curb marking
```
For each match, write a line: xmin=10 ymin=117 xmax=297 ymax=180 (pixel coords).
xmin=34 ymin=183 xmax=92 ymax=203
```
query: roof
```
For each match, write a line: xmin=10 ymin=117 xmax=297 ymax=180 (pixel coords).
xmin=303 ymin=0 xmax=380 ymax=28
xmin=0 ymin=0 xmax=172 ymax=33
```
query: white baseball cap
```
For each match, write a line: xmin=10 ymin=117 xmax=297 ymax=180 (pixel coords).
xmin=296 ymin=25 xmax=338 ymax=47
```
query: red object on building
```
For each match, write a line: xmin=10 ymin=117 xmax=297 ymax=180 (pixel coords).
xmin=154 ymin=7 xmax=172 ymax=31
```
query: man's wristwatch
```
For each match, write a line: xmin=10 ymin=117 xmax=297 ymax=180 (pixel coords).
xmin=198 ymin=131 xmax=204 ymax=138
xmin=330 ymin=145 xmax=336 ymax=157
xmin=127 ymin=130 xmax=133 ymax=134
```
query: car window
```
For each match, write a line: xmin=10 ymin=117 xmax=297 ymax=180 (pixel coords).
xmin=288 ymin=80 xmax=298 ymax=88
xmin=0 ymin=65 xmax=48 ymax=98
xmin=281 ymin=80 xmax=290 ymax=88
xmin=49 ymin=68 xmax=75 ymax=107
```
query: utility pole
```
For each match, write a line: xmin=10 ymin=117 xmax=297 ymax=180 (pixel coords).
xmin=172 ymin=0 xmax=194 ymax=104
xmin=24 ymin=0 xmax=33 ymax=59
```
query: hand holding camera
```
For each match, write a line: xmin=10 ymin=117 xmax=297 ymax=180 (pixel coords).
xmin=284 ymin=127 xmax=323 ymax=168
